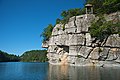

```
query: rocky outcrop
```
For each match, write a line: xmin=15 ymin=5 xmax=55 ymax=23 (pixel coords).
xmin=42 ymin=12 xmax=120 ymax=66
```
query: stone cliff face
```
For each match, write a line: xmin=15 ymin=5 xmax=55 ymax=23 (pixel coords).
xmin=42 ymin=12 xmax=120 ymax=66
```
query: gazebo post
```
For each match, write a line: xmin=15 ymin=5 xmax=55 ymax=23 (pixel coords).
xmin=85 ymin=4 xmax=93 ymax=14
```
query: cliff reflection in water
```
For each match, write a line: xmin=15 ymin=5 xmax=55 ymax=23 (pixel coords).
xmin=48 ymin=64 xmax=120 ymax=80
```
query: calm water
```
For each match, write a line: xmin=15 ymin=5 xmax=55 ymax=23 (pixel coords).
xmin=0 ymin=62 xmax=120 ymax=80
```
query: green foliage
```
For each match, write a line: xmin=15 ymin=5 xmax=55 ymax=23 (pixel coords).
xmin=61 ymin=8 xmax=83 ymax=18
xmin=0 ymin=50 xmax=20 ymax=62
xmin=20 ymin=50 xmax=48 ymax=62
xmin=89 ymin=16 xmax=120 ymax=41
xmin=60 ymin=8 xmax=84 ymax=24
xmin=62 ymin=25 xmax=65 ymax=31
xmin=56 ymin=18 xmax=61 ymax=24
xmin=87 ymin=0 xmax=120 ymax=40
xmin=41 ymin=24 xmax=53 ymax=42
xmin=86 ymin=0 xmax=120 ymax=15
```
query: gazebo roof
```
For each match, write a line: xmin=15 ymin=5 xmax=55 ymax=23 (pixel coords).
xmin=85 ymin=4 xmax=93 ymax=7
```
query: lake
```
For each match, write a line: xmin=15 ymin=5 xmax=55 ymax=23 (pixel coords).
xmin=0 ymin=62 xmax=120 ymax=80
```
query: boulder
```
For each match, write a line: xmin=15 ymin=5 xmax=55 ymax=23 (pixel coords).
xmin=68 ymin=16 xmax=76 ymax=28
xmin=105 ymin=34 xmax=120 ymax=48
xmin=68 ymin=34 xmax=85 ymax=46
xmin=65 ymin=27 xmax=77 ymax=33
xmin=99 ymin=48 xmax=110 ymax=61
xmin=86 ymin=33 xmax=92 ymax=46
xmin=76 ymin=15 xmax=85 ymax=33
xmin=65 ymin=24 xmax=69 ymax=29
xmin=78 ymin=46 xmax=93 ymax=58
xmin=81 ymin=19 xmax=89 ymax=32
xmin=77 ymin=34 xmax=86 ymax=45
xmin=89 ymin=47 xmax=100 ymax=60
xmin=52 ymin=24 xmax=59 ymax=36
xmin=59 ymin=34 xmax=68 ymax=45
xmin=69 ymin=46 xmax=79 ymax=56
xmin=107 ymin=48 xmax=120 ymax=61
xmin=49 ymin=36 xmax=55 ymax=45
xmin=68 ymin=34 xmax=77 ymax=45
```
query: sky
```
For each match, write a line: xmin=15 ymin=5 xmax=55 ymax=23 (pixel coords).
xmin=0 ymin=0 xmax=84 ymax=55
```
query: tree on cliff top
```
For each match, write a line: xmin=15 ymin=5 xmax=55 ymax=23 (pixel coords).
xmin=56 ymin=8 xmax=85 ymax=24
xmin=41 ymin=24 xmax=53 ymax=42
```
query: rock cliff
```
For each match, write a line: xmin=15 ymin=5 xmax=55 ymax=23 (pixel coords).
xmin=42 ymin=12 xmax=120 ymax=66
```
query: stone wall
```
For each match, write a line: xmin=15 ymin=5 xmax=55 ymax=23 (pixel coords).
xmin=43 ymin=12 xmax=120 ymax=67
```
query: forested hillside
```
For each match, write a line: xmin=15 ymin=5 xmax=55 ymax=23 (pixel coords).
xmin=20 ymin=50 xmax=48 ymax=62
xmin=0 ymin=50 xmax=20 ymax=62
xmin=0 ymin=50 xmax=48 ymax=62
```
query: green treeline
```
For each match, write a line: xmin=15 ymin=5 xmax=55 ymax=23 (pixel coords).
xmin=0 ymin=50 xmax=20 ymax=62
xmin=86 ymin=0 xmax=120 ymax=15
xmin=21 ymin=50 xmax=48 ymax=62
xmin=0 ymin=50 xmax=48 ymax=62
xmin=89 ymin=16 xmax=120 ymax=41
xmin=41 ymin=0 xmax=120 ymax=42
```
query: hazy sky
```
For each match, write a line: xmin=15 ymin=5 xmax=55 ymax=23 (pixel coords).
xmin=0 ymin=0 xmax=84 ymax=55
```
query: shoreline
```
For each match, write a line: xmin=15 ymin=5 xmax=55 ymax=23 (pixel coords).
xmin=49 ymin=62 xmax=120 ymax=67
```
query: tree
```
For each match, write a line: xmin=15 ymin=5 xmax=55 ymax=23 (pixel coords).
xmin=89 ymin=15 xmax=120 ymax=41
xmin=60 ymin=8 xmax=83 ymax=24
xmin=41 ymin=24 xmax=54 ymax=42
xmin=85 ymin=0 xmax=120 ymax=15
xmin=56 ymin=18 xmax=61 ymax=24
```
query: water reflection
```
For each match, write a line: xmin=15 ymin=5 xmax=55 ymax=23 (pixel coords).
xmin=48 ymin=64 xmax=120 ymax=80
xmin=0 ymin=62 xmax=120 ymax=80
xmin=0 ymin=62 xmax=48 ymax=80
xmin=48 ymin=64 xmax=69 ymax=80
xmin=0 ymin=62 xmax=7 ymax=74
